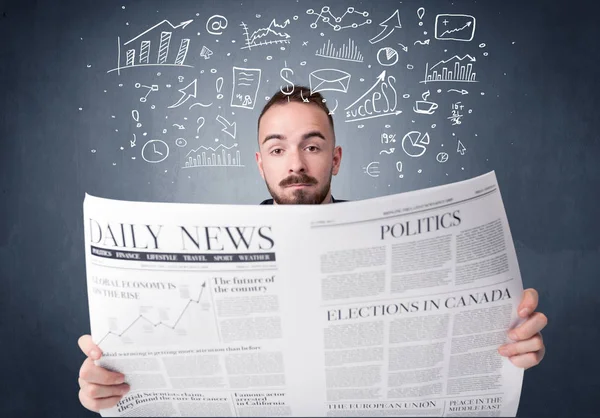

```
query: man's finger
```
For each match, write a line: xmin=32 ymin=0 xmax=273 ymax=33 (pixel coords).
xmin=507 ymin=347 xmax=545 ymax=370
xmin=79 ymin=357 xmax=126 ymax=386
xmin=518 ymin=288 xmax=539 ymax=318
xmin=78 ymin=334 xmax=102 ymax=360
xmin=81 ymin=381 xmax=130 ymax=400
xmin=79 ymin=390 xmax=124 ymax=413
xmin=508 ymin=312 xmax=548 ymax=341
xmin=498 ymin=333 xmax=544 ymax=357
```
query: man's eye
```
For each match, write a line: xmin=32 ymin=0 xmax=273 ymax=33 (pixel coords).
xmin=306 ymin=146 xmax=319 ymax=152
xmin=270 ymin=148 xmax=283 ymax=155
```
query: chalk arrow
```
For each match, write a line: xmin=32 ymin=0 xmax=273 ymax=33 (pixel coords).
xmin=448 ymin=89 xmax=469 ymax=95
xmin=457 ymin=140 xmax=466 ymax=155
xmin=168 ymin=79 xmax=197 ymax=109
xmin=397 ymin=43 xmax=408 ymax=52
xmin=369 ymin=9 xmax=402 ymax=44
xmin=216 ymin=115 xmax=236 ymax=139
xmin=346 ymin=71 xmax=386 ymax=111
xmin=124 ymin=20 xmax=194 ymax=45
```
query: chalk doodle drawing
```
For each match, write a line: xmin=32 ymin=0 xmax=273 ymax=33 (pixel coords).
xmin=130 ymin=134 xmax=137 ymax=148
xmin=169 ymin=79 xmax=197 ymax=108
xmin=414 ymin=39 xmax=430 ymax=46
xmin=395 ymin=161 xmax=404 ymax=178
xmin=363 ymin=161 xmax=380 ymax=177
xmin=216 ymin=77 xmax=224 ymax=99
xmin=183 ymin=144 xmax=243 ymax=168
xmin=131 ymin=110 xmax=142 ymax=128
xmin=413 ymin=90 xmax=438 ymax=115
xmin=328 ymin=99 xmax=339 ymax=115
xmin=448 ymin=101 xmax=465 ymax=125
xmin=142 ymin=140 xmax=170 ymax=163
xmin=315 ymin=38 xmax=364 ymax=62
xmin=448 ymin=88 xmax=469 ymax=95
xmin=457 ymin=140 xmax=467 ymax=155
xmin=380 ymin=148 xmax=395 ymax=155
xmin=199 ymin=45 xmax=213 ymax=59
xmin=172 ymin=124 xmax=185 ymax=130
xmin=309 ymin=68 xmax=351 ymax=95
xmin=401 ymin=131 xmax=430 ymax=158
xmin=307 ymin=6 xmax=371 ymax=31
xmin=216 ymin=115 xmax=236 ymax=139
xmin=108 ymin=20 xmax=194 ymax=74
xmin=175 ymin=138 xmax=187 ymax=147
xmin=417 ymin=7 xmax=425 ymax=26
xmin=231 ymin=67 xmax=261 ymax=109
xmin=280 ymin=60 xmax=295 ymax=97
xmin=240 ymin=19 xmax=291 ymax=50
xmin=206 ymin=15 xmax=228 ymax=35
xmin=134 ymin=83 xmax=159 ymax=102
xmin=421 ymin=54 xmax=478 ymax=84
xmin=397 ymin=42 xmax=408 ymax=52
xmin=435 ymin=14 xmax=476 ymax=42
xmin=377 ymin=47 xmax=399 ymax=66
xmin=369 ymin=10 xmax=402 ymax=44
xmin=437 ymin=152 xmax=449 ymax=163
xmin=345 ymin=71 xmax=401 ymax=123
xmin=381 ymin=133 xmax=397 ymax=144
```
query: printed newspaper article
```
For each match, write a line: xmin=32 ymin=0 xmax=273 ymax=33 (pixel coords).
xmin=83 ymin=171 xmax=524 ymax=417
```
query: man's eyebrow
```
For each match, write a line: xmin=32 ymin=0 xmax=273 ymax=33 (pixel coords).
xmin=262 ymin=133 xmax=285 ymax=145
xmin=262 ymin=131 xmax=326 ymax=145
xmin=302 ymin=130 xmax=326 ymax=141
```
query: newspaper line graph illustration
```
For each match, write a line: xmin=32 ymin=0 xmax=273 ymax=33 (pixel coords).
xmin=95 ymin=282 xmax=214 ymax=347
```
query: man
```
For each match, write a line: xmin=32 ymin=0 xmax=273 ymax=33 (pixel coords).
xmin=77 ymin=87 xmax=547 ymax=413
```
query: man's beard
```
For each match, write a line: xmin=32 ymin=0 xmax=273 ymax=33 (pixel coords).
xmin=266 ymin=171 xmax=332 ymax=205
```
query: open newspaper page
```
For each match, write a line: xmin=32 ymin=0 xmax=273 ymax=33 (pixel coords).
xmin=291 ymin=171 xmax=525 ymax=417
xmin=83 ymin=171 xmax=524 ymax=417
xmin=83 ymin=198 xmax=304 ymax=417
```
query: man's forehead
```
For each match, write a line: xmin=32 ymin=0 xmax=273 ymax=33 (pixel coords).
xmin=259 ymin=104 xmax=332 ymax=136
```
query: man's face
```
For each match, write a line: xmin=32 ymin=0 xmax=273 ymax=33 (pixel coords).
xmin=256 ymin=102 xmax=342 ymax=205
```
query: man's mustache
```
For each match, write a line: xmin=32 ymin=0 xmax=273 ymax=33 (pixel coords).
xmin=279 ymin=174 xmax=318 ymax=187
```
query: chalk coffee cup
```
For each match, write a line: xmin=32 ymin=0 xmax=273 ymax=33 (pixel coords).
xmin=414 ymin=101 xmax=439 ymax=114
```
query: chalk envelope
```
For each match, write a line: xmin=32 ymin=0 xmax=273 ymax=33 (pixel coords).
xmin=309 ymin=69 xmax=351 ymax=94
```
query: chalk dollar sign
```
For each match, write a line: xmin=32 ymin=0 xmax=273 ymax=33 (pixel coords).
xmin=280 ymin=63 xmax=295 ymax=95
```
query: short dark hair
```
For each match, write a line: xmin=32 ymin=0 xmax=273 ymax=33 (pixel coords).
xmin=257 ymin=86 xmax=335 ymax=134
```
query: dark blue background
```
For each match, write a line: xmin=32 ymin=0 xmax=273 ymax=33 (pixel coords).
xmin=1 ymin=0 xmax=599 ymax=416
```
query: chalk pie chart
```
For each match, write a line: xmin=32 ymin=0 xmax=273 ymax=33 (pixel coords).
xmin=402 ymin=131 xmax=430 ymax=158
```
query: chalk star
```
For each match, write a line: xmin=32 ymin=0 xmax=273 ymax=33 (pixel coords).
xmin=302 ymin=41 xmax=308 ymax=46
xmin=443 ymin=19 xmax=449 ymax=25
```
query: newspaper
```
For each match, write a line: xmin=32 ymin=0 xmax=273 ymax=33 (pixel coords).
xmin=83 ymin=171 xmax=524 ymax=417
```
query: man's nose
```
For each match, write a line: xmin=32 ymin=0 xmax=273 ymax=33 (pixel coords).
xmin=287 ymin=150 xmax=307 ymax=173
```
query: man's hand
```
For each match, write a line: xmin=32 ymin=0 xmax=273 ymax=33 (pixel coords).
xmin=78 ymin=335 xmax=130 ymax=412
xmin=498 ymin=288 xmax=547 ymax=369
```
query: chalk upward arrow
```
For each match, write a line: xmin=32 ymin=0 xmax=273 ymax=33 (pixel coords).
xmin=369 ymin=9 xmax=402 ymax=44
xmin=345 ymin=71 xmax=386 ymax=111
xmin=168 ymin=79 xmax=197 ymax=109
xmin=216 ymin=115 xmax=237 ymax=139
xmin=124 ymin=19 xmax=194 ymax=45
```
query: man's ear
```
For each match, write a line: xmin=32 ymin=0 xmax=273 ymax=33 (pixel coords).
xmin=332 ymin=146 xmax=342 ymax=176
xmin=255 ymin=151 xmax=265 ymax=180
